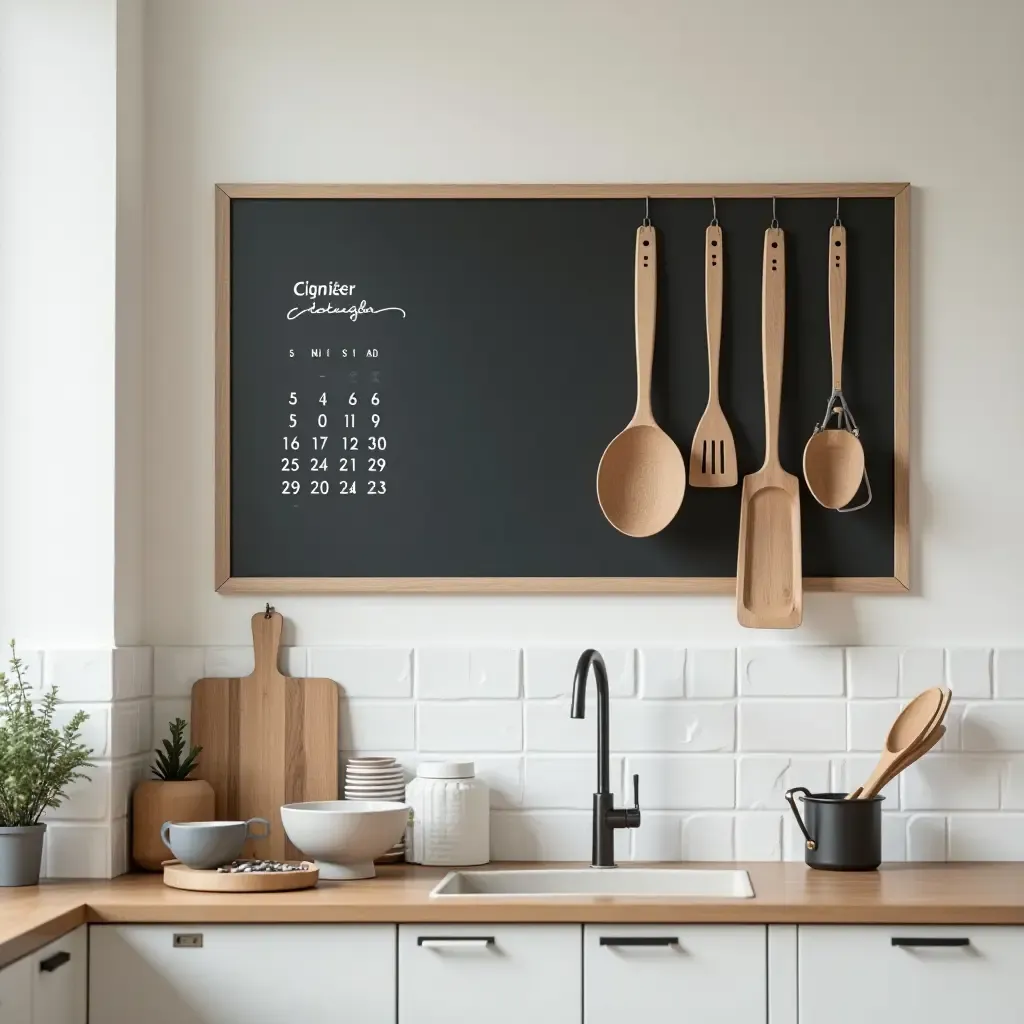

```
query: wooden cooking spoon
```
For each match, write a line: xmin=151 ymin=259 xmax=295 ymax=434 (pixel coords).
xmin=803 ymin=222 xmax=865 ymax=509
xmin=597 ymin=222 xmax=686 ymax=537
xmin=848 ymin=687 xmax=945 ymax=800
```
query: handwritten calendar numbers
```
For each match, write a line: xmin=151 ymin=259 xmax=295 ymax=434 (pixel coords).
xmin=319 ymin=393 xmax=327 ymax=405
xmin=283 ymin=436 xmax=300 ymax=450
xmin=310 ymin=457 xmax=327 ymax=472
xmin=282 ymin=480 xmax=299 ymax=495
xmin=281 ymin=457 xmax=299 ymax=472
xmin=312 ymin=436 xmax=329 ymax=450
xmin=338 ymin=480 xmax=357 ymax=495
xmin=338 ymin=457 xmax=355 ymax=473
xmin=317 ymin=413 xmax=328 ymax=428
xmin=310 ymin=479 xmax=330 ymax=495
xmin=368 ymin=436 xmax=387 ymax=451
xmin=371 ymin=393 xmax=380 ymax=405
xmin=289 ymin=413 xmax=297 ymax=428
xmin=341 ymin=437 xmax=359 ymax=450
xmin=368 ymin=457 xmax=386 ymax=472
xmin=367 ymin=481 xmax=386 ymax=495
xmin=348 ymin=392 xmax=358 ymax=405
xmin=371 ymin=413 xmax=380 ymax=428
xmin=289 ymin=392 xmax=298 ymax=405
xmin=344 ymin=413 xmax=356 ymax=427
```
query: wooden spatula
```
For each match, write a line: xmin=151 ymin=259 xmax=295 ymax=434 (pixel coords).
xmin=191 ymin=610 xmax=339 ymax=860
xmin=736 ymin=225 xmax=803 ymax=628
xmin=690 ymin=223 xmax=737 ymax=488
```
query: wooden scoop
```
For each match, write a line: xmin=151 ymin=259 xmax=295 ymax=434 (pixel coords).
xmin=597 ymin=223 xmax=686 ymax=537
xmin=849 ymin=687 xmax=945 ymax=800
xmin=736 ymin=226 xmax=802 ymax=628
xmin=803 ymin=223 xmax=865 ymax=509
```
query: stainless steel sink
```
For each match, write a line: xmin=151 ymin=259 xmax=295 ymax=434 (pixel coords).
xmin=429 ymin=868 xmax=754 ymax=899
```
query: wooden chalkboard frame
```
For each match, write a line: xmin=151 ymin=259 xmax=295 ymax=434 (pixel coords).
xmin=215 ymin=182 xmax=910 ymax=594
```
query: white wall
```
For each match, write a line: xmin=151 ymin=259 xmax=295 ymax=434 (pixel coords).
xmin=0 ymin=0 xmax=119 ymax=647
xmin=143 ymin=0 xmax=1024 ymax=648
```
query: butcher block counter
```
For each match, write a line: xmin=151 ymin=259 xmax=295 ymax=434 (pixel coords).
xmin=2 ymin=862 xmax=1023 ymax=969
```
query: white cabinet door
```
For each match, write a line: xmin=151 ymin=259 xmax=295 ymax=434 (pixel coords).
xmin=31 ymin=926 xmax=86 ymax=1024
xmin=799 ymin=926 xmax=1024 ymax=1024
xmin=584 ymin=924 xmax=767 ymax=1024
xmin=0 ymin=955 xmax=32 ymax=1023
xmin=398 ymin=924 xmax=580 ymax=1024
xmin=89 ymin=924 xmax=395 ymax=1024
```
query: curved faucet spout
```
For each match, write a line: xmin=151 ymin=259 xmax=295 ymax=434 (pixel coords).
xmin=571 ymin=649 xmax=610 ymax=794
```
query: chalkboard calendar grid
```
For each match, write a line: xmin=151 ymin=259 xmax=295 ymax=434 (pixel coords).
xmin=215 ymin=183 xmax=909 ymax=593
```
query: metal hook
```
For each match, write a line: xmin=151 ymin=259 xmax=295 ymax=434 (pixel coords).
xmin=710 ymin=197 xmax=718 ymax=227
xmin=770 ymin=196 xmax=779 ymax=230
xmin=264 ymin=602 xmax=274 ymax=618
xmin=642 ymin=196 xmax=651 ymax=227
xmin=834 ymin=197 xmax=842 ymax=227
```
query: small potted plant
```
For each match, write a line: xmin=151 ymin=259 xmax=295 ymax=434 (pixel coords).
xmin=132 ymin=718 xmax=214 ymax=870
xmin=0 ymin=641 xmax=94 ymax=886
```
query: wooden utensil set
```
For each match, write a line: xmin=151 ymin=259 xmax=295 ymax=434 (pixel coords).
xmin=597 ymin=198 xmax=870 ymax=629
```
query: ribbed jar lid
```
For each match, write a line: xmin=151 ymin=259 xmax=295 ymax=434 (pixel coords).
xmin=416 ymin=761 xmax=475 ymax=779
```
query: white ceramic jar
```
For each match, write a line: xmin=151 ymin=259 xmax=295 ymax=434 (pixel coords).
xmin=405 ymin=761 xmax=489 ymax=866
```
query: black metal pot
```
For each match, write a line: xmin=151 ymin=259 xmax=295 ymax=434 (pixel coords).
xmin=784 ymin=788 xmax=883 ymax=871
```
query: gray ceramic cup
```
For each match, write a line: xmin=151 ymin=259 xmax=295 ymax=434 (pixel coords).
xmin=160 ymin=818 xmax=270 ymax=870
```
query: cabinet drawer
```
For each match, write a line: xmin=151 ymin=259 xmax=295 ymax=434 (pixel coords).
xmin=0 ymin=955 xmax=32 ymax=1023
xmin=398 ymin=924 xmax=579 ymax=1024
xmin=31 ymin=925 xmax=86 ymax=1024
xmin=799 ymin=926 xmax=1024 ymax=1024
xmin=584 ymin=924 xmax=766 ymax=1024
xmin=90 ymin=924 xmax=396 ymax=1024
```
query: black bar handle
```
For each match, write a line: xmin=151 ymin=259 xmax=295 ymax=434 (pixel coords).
xmin=39 ymin=951 xmax=71 ymax=972
xmin=892 ymin=937 xmax=970 ymax=948
xmin=600 ymin=936 xmax=679 ymax=947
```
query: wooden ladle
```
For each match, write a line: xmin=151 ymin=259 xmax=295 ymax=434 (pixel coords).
xmin=848 ymin=687 xmax=945 ymax=801
xmin=803 ymin=223 xmax=865 ymax=509
xmin=597 ymin=222 xmax=686 ymax=537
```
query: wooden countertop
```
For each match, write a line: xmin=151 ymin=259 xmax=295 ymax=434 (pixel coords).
xmin=3 ymin=862 xmax=1023 ymax=969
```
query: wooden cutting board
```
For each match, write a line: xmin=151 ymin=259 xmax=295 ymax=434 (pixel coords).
xmin=191 ymin=610 xmax=338 ymax=860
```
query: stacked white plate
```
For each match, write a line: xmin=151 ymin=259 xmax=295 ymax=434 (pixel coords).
xmin=344 ymin=757 xmax=407 ymax=863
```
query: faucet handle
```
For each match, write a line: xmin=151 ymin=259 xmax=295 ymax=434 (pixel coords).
xmin=632 ymin=773 xmax=640 ymax=810
xmin=626 ymin=773 xmax=641 ymax=828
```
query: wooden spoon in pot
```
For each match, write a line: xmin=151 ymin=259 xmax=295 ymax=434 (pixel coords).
xmin=597 ymin=223 xmax=686 ymax=537
xmin=848 ymin=687 xmax=945 ymax=800
xmin=803 ymin=223 xmax=865 ymax=509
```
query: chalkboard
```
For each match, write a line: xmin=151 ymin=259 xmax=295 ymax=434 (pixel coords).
xmin=215 ymin=185 xmax=909 ymax=592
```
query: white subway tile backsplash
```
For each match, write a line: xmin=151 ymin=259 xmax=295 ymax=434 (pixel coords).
xmin=113 ymin=647 xmax=153 ymax=700
xmin=962 ymin=703 xmax=1024 ymax=751
xmin=740 ymin=647 xmax=844 ymax=697
xmin=281 ymin=646 xmax=308 ymax=677
xmin=848 ymin=701 xmax=904 ymax=751
xmin=54 ymin=703 xmax=111 ymax=758
xmin=899 ymin=649 xmax=944 ymax=696
xmin=416 ymin=648 xmax=519 ymax=699
xmin=994 ymin=649 xmax=1024 ymax=698
xmin=1004 ymin=758 xmax=1024 ymax=809
xmin=902 ymin=755 xmax=1001 ymax=810
xmin=311 ymin=647 xmax=411 ymax=697
xmin=45 ymin=820 xmax=124 ymax=879
xmin=847 ymin=647 xmax=900 ymax=698
xmin=686 ymin=649 xmax=736 ymax=698
xmin=45 ymin=650 xmax=114 ymax=701
xmin=627 ymin=755 xmax=733 ymax=809
xmin=681 ymin=815 xmax=734 ymax=860
xmin=522 ymin=755 xmax=622 ymax=808
xmin=739 ymin=700 xmax=845 ymax=752
xmin=153 ymin=647 xmax=204 ymax=696
xmin=490 ymin=811 xmax=627 ymax=861
xmin=737 ymin=756 xmax=829 ymax=809
xmin=631 ymin=813 xmax=682 ymax=861
xmin=525 ymin=701 xmax=595 ymax=752
xmin=948 ymin=815 xmax=1024 ymax=861
xmin=639 ymin=648 xmax=685 ymax=698
xmin=612 ymin=701 xmax=735 ymax=752
xmin=831 ymin=755 xmax=899 ymax=805
xmin=471 ymin=756 xmax=524 ymax=809
xmin=45 ymin=762 xmax=112 ymax=820
xmin=417 ymin=702 xmax=522 ymax=752
xmin=882 ymin=814 xmax=908 ymax=862
xmin=342 ymin=701 xmax=416 ymax=751
xmin=204 ymin=646 xmax=255 ymax=678
xmin=907 ymin=814 xmax=947 ymax=861
xmin=735 ymin=813 xmax=783 ymax=860
xmin=524 ymin=647 xmax=634 ymax=698
xmin=947 ymin=649 xmax=992 ymax=699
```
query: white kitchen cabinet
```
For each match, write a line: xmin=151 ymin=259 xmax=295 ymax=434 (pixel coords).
xmin=799 ymin=926 xmax=1024 ymax=1024
xmin=0 ymin=954 xmax=32 ymax=1023
xmin=398 ymin=924 xmax=580 ymax=1024
xmin=584 ymin=924 xmax=767 ymax=1024
xmin=30 ymin=925 xmax=86 ymax=1024
xmin=89 ymin=924 xmax=395 ymax=1024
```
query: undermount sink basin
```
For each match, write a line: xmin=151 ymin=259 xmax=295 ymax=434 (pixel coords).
xmin=429 ymin=868 xmax=754 ymax=899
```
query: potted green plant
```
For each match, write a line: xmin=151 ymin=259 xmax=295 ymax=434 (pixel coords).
xmin=0 ymin=641 xmax=93 ymax=886
xmin=132 ymin=718 xmax=214 ymax=870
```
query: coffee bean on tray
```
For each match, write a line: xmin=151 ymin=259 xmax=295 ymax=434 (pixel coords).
xmin=216 ymin=859 xmax=307 ymax=873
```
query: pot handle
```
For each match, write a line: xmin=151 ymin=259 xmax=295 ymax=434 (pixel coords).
xmin=784 ymin=787 xmax=817 ymax=851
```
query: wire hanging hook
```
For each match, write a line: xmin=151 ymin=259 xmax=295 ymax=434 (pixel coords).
xmin=710 ymin=197 xmax=718 ymax=227
xmin=642 ymin=196 xmax=651 ymax=227
xmin=834 ymin=197 xmax=842 ymax=227
xmin=264 ymin=602 xmax=274 ymax=618
xmin=770 ymin=196 xmax=779 ymax=230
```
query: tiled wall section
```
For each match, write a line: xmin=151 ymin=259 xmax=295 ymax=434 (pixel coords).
xmin=149 ymin=645 xmax=1024 ymax=865
xmin=24 ymin=648 xmax=153 ymax=878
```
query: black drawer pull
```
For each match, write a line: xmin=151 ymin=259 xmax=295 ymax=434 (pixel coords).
xmin=39 ymin=951 xmax=71 ymax=972
xmin=892 ymin=937 xmax=970 ymax=948
xmin=600 ymin=936 xmax=679 ymax=947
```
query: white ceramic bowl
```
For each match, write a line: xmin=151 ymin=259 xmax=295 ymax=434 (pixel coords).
xmin=281 ymin=800 xmax=409 ymax=880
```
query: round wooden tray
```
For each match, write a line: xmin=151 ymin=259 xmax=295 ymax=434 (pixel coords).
xmin=162 ymin=860 xmax=319 ymax=893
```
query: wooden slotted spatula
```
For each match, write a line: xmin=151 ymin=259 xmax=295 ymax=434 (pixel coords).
xmin=736 ymin=222 xmax=803 ymax=628
xmin=690 ymin=221 xmax=737 ymax=487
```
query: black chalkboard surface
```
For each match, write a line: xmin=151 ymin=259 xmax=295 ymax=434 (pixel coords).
xmin=216 ymin=185 xmax=908 ymax=592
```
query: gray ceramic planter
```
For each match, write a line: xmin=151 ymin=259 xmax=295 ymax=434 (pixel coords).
xmin=0 ymin=823 xmax=46 ymax=886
